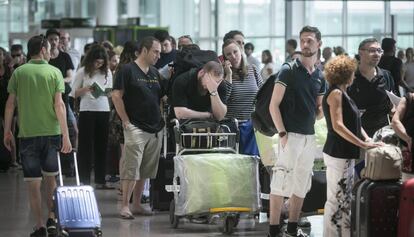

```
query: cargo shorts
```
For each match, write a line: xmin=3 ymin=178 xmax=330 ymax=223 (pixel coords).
xmin=270 ymin=133 xmax=315 ymax=198
xmin=121 ymin=123 xmax=162 ymax=180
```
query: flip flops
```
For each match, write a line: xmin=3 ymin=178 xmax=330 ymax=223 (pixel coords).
xmin=119 ymin=211 xmax=134 ymax=220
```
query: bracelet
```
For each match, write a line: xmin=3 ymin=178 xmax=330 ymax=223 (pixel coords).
xmin=278 ymin=131 xmax=287 ymax=138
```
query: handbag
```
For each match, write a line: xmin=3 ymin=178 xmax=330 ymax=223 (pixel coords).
xmin=362 ymin=145 xmax=402 ymax=180
xmin=179 ymin=120 xmax=222 ymax=149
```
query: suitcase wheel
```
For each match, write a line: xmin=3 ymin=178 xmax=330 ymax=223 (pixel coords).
xmin=222 ymin=215 xmax=238 ymax=235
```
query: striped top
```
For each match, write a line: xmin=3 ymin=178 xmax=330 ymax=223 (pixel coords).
xmin=224 ymin=65 xmax=263 ymax=120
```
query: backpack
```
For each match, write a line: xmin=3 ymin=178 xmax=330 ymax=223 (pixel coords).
xmin=251 ymin=61 xmax=295 ymax=136
xmin=167 ymin=48 xmax=219 ymax=100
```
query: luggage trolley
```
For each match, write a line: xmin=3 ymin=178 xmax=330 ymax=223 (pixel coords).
xmin=167 ymin=119 xmax=261 ymax=235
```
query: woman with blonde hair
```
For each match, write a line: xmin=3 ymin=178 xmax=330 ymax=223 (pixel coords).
xmin=222 ymin=39 xmax=263 ymax=155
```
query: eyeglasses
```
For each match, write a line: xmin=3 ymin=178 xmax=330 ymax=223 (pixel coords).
xmin=361 ymin=48 xmax=384 ymax=54
xmin=11 ymin=54 xmax=22 ymax=58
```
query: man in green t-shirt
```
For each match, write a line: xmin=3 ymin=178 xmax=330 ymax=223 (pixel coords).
xmin=3 ymin=35 xmax=71 ymax=237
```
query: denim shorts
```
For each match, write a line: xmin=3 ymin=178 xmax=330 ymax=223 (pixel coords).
xmin=19 ymin=135 xmax=61 ymax=181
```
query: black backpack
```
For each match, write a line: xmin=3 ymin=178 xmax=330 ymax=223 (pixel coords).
xmin=167 ymin=48 xmax=219 ymax=100
xmin=251 ymin=61 xmax=295 ymax=136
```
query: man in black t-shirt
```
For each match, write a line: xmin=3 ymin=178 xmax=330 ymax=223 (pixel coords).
xmin=46 ymin=28 xmax=77 ymax=181
xmin=379 ymin=38 xmax=403 ymax=96
xmin=348 ymin=38 xmax=394 ymax=137
xmin=112 ymin=37 xmax=165 ymax=219
xmin=171 ymin=61 xmax=227 ymax=121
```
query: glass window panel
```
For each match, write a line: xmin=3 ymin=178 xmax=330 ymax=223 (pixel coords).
xmin=0 ymin=4 xmax=7 ymax=49
xmin=274 ymin=0 xmax=285 ymax=36
xmin=322 ymin=37 xmax=343 ymax=52
xmin=347 ymin=36 xmax=373 ymax=57
xmin=243 ymin=0 xmax=270 ymax=36
xmin=306 ymin=1 xmax=342 ymax=35
xmin=291 ymin=1 xmax=304 ymax=36
xmin=270 ymin=38 xmax=285 ymax=69
xmin=397 ymin=35 xmax=414 ymax=50
xmin=348 ymin=1 xmax=384 ymax=34
xmin=218 ymin=0 xmax=240 ymax=38
xmin=10 ymin=0 xmax=28 ymax=32
xmin=391 ymin=1 xmax=414 ymax=33
xmin=244 ymin=38 xmax=270 ymax=59
xmin=139 ymin=0 xmax=160 ymax=26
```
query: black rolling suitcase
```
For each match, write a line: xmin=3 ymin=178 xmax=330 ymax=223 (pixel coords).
xmin=351 ymin=179 xmax=400 ymax=237
xmin=302 ymin=170 xmax=327 ymax=214
xmin=150 ymin=152 xmax=175 ymax=211
xmin=259 ymin=163 xmax=271 ymax=215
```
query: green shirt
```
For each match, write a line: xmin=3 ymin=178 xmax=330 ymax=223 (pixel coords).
xmin=8 ymin=59 xmax=65 ymax=138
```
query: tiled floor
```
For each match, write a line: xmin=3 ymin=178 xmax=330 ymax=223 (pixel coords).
xmin=0 ymin=168 xmax=324 ymax=237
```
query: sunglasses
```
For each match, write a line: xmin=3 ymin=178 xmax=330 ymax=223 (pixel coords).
xmin=11 ymin=54 xmax=22 ymax=58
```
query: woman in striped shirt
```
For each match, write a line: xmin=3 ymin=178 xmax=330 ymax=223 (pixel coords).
xmin=222 ymin=39 xmax=263 ymax=155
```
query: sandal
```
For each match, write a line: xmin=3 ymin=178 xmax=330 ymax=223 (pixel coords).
xmin=119 ymin=211 xmax=134 ymax=220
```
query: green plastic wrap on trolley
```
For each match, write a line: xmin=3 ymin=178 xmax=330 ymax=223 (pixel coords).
xmin=173 ymin=154 xmax=261 ymax=216
xmin=314 ymin=119 xmax=327 ymax=147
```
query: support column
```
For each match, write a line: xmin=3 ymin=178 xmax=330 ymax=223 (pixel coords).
xmin=96 ymin=0 xmax=118 ymax=26
xmin=127 ymin=0 xmax=140 ymax=18
xmin=70 ymin=0 xmax=84 ymax=18
xmin=199 ymin=0 xmax=212 ymax=50
xmin=284 ymin=0 xmax=292 ymax=41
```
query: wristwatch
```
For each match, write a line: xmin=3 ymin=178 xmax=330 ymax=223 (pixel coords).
xmin=278 ymin=131 xmax=287 ymax=138
xmin=209 ymin=91 xmax=218 ymax=96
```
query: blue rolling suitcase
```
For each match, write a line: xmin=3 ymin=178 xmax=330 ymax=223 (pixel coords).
xmin=55 ymin=152 xmax=102 ymax=237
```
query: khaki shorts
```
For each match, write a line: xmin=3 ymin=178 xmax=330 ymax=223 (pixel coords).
xmin=121 ymin=124 xmax=162 ymax=180
xmin=270 ymin=133 xmax=315 ymax=198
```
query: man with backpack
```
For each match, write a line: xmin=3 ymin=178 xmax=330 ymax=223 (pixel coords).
xmin=171 ymin=61 xmax=227 ymax=121
xmin=267 ymin=26 xmax=326 ymax=237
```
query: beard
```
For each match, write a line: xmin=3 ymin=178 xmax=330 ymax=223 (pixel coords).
xmin=302 ymin=49 xmax=317 ymax=57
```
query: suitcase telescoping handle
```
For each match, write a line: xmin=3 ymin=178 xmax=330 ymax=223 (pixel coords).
xmin=57 ymin=152 xmax=81 ymax=186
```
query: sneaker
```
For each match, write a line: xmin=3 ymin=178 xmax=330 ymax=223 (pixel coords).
xmin=46 ymin=218 xmax=57 ymax=235
xmin=284 ymin=228 xmax=308 ymax=237
xmin=298 ymin=216 xmax=311 ymax=228
xmin=30 ymin=227 xmax=47 ymax=237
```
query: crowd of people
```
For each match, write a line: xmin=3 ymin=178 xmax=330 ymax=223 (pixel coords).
xmin=1 ymin=25 xmax=413 ymax=237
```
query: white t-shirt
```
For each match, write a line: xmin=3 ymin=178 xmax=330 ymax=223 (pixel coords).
xmin=403 ymin=62 xmax=414 ymax=88
xmin=71 ymin=67 xmax=112 ymax=112
xmin=261 ymin=62 xmax=276 ymax=82
xmin=246 ymin=55 xmax=262 ymax=71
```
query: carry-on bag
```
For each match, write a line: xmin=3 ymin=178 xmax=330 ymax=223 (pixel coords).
xmin=351 ymin=179 xmax=400 ymax=237
xmin=362 ymin=145 xmax=402 ymax=180
xmin=398 ymin=178 xmax=414 ymax=237
xmin=150 ymin=152 xmax=175 ymax=211
xmin=55 ymin=152 xmax=102 ymax=237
